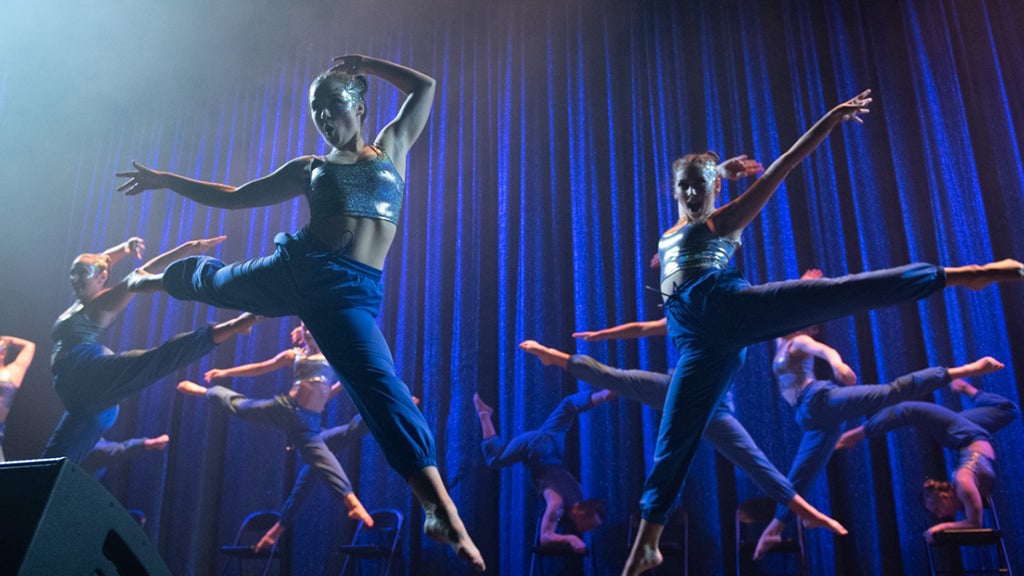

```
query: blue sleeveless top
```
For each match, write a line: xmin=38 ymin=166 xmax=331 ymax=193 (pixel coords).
xmin=308 ymin=148 xmax=405 ymax=225
xmin=658 ymin=221 xmax=740 ymax=285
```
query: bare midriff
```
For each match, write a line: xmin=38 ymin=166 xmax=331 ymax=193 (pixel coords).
xmin=308 ymin=214 xmax=397 ymax=270
xmin=288 ymin=378 xmax=334 ymax=414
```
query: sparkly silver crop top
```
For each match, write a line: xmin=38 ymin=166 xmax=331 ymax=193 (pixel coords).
xmin=308 ymin=148 xmax=405 ymax=225
xmin=772 ymin=339 xmax=816 ymax=406
xmin=658 ymin=221 xmax=740 ymax=284
xmin=292 ymin=349 xmax=335 ymax=386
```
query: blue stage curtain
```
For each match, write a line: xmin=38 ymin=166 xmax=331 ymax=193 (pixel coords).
xmin=3 ymin=0 xmax=1022 ymax=574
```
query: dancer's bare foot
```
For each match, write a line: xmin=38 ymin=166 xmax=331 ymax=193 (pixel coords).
xmin=621 ymin=543 xmax=662 ymax=576
xmin=753 ymin=519 xmax=785 ymax=560
xmin=518 ymin=340 xmax=569 ymax=368
xmin=787 ymin=495 xmax=847 ymax=536
xmin=422 ymin=508 xmax=486 ymax=571
xmin=254 ymin=522 xmax=284 ymax=554
xmin=345 ymin=493 xmax=374 ymax=527
xmin=408 ymin=467 xmax=486 ymax=571
xmin=949 ymin=356 xmax=1004 ymax=380
xmin=591 ymin=389 xmax=617 ymax=405
xmin=946 ymin=259 xmax=1024 ymax=290
xmin=835 ymin=426 xmax=865 ymax=450
xmin=950 ymin=378 xmax=979 ymax=398
xmin=177 ymin=380 xmax=208 ymax=396
xmin=143 ymin=434 xmax=170 ymax=450
xmin=622 ymin=519 xmax=664 ymax=576
xmin=473 ymin=393 xmax=493 ymax=419
xmin=211 ymin=312 xmax=261 ymax=344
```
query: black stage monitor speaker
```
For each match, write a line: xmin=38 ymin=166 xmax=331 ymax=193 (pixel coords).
xmin=0 ymin=458 xmax=170 ymax=576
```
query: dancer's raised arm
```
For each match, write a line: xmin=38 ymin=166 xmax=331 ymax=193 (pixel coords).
xmin=786 ymin=334 xmax=857 ymax=385
xmin=707 ymin=90 xmax=871 ymax=239
xmin=331 ymin=54 xmax=436 ymax=169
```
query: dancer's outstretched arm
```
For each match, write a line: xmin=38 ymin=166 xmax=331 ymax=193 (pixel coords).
xmin=331 ymin=55 xmax=436 ymax=172
xmin=573 ymin=318 xmax=667 ymax=342
xmin=117 ymin=157 xmax=311 ymax=209
xmin=787 ymin=334 xmax=857 ymax=385
xmin=204 ymin=348 xmax=296 ymax=382
xmin=708 ymin=90 xmax=871 ymax=239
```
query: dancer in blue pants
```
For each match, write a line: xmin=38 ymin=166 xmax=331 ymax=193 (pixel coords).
xmin=180 ymin=322 xmax=374 ymax=551
xmin=836 ymin=378 xmax=1019 ymax=542
xmin=754 ymin=312 xmax=1005 ymax=557
xmin=116 ymin=55 xmax=483 ymax=569
xmin=475 ymin=390 xmax=610 ymax=554
xmin=519 ymin=338 xmax=845 ymax=534
xmin=622 ymin=89 xmax=1024 ymax=575
xmin=42 ymin=236 xmax=257 ymax=463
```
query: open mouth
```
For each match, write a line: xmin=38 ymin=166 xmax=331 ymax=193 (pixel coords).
xmin=685 ymin=198 xmax=704 ymax=212
xmin=321 ymin=123 xmax=336 ymax=139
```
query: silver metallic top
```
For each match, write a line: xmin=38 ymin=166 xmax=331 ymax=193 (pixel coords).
xmin=772 ymin=339 xmax=816 ymax=406
xmin=293 ymin=349 xmax=336 ymax=386
xmin=308 ymin=148 xmax=405 ymax=225
xmin=658 ymin=221 xmax=740 ymax=285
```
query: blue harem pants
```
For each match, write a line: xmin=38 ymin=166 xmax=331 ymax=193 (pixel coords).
xmin=161 ymin=228 xmax=433 ymax=477
xmin=774 ymin=367 xmax=950 ymax=522
xmin=43 ymin=326 xmax=216 ymax=463
xmin=279 ymin=415 xmax=367 ymax=527
xmin=566 ymin=354 xmax=795 ymax=505
xmin=641 ymin=263 xmax=945 ymax=523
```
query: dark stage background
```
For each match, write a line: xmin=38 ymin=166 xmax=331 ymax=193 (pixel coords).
xmin=1 ymin=0 xmax=1023 ymax=574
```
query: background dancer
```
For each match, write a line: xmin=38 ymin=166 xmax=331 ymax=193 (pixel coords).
xmin=474 ymin=391 xmax=609 ymax=554
xmin=623 ymin=89 xmax=1024 ymax=575
xmin=519 ymin=338 xmax=845 ymax=534
xmin=0 ymin=335 xmax=36 ymax=462
xmin=754 ymin=317 xmax=1004 ymax=557
xmin=43 ymin=235 xmax=257 ymax=462
xmin=177 ymin=321 xmax=374 ymax=550
xmin=115 ymin=54 xmax=483 ymax=570
xmin=836 ymin=377 xmax=1019 ymax=541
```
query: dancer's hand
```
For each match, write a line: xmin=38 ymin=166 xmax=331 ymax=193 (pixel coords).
xmin=330 ymin=54 xmax=366 ymax=75
xmin=800 ymin=268 xmax=823 ymax=280
xmin=829 ymin=89 xmax=872 ymax=124
xmin=204 ymin=368 xmax=225 ymax=382
xmin=116 ymin=161 xmax=168 ymax=196
xmin=832 ymin=362 xmax=857 ymax=385
xmin=649 ymin=252 xmax=661 ymax=270
xmin=717 ymin=155 xmax=764 ymax=181
xmin=184 ymin=236 xmax=227 ymax=256
xmin=568 ymin=536 xmax=588 ymax=555
xmin=924 ymin=525 xmax=942 ymax=544
xmin=125 ymin=237 xmax=146 ymax=259
xmin=572 ymin=330 xmax=603 ymax=342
